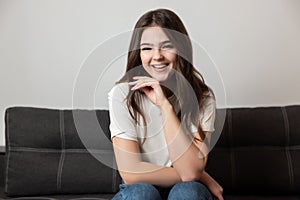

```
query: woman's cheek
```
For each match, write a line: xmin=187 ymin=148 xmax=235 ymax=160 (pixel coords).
xmin=140 ymin=52 xmax=151 ymax=63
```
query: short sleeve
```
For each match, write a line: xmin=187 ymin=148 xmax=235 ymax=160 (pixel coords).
xmin=190 ymin=92 xmax=216 ymax=133
xmin=108 ymin=83 xmax=138 ymax=141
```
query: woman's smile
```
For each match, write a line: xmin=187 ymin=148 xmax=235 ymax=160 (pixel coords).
xmin=151 ymin=64 xmax=168 ymax=71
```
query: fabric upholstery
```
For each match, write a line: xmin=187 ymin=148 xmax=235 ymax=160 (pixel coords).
xmin=206 ymin=105 xmax=300 ymax=195
xmin=4 ymin=107 xmax=121 ymax=196
xmin=2 ymin=105 xmax=300 ymax=199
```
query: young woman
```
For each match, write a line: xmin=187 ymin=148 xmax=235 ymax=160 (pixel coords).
xmin=108 ymin=8 xmax=223 ymax=200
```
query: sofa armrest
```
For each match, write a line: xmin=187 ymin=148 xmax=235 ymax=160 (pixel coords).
xmin=0 ymin=146 xmax=5 ymax=187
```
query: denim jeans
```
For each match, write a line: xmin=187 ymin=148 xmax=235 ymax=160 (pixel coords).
xmin=112 ymin=181 xmax=215 ymax=200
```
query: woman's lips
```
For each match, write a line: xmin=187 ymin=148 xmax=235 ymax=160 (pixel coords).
xmin=151 ymin=64 xmax=168 ymax=72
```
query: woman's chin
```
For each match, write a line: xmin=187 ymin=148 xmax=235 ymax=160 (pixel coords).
xmin=152 ymin=74 xmax=169 ymax=82
xmin=151 ymin=71 xmax=175 ymax=82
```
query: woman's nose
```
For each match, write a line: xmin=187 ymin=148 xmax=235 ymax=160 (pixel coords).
xmin=152 ymin=48 xmax=163 ymax=60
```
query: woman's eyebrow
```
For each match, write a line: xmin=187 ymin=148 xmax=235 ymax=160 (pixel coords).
xmin=140 ymin=42 xmax=153 ymax=46
xmin=140 ymin=40 xmax=172 ymax=46
xmin=160 ymin=40 xmax=172 ymax=45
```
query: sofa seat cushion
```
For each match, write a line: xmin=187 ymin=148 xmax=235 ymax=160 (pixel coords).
xmin=0 ymin=186 xmax=114 ymax=199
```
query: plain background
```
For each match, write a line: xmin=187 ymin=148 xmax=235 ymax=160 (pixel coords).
xmin=0 ymin=0 xmax=299 ymax=146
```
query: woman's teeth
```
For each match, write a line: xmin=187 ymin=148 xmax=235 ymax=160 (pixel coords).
xmin=151 ymin=65 xmax=167 ymax=69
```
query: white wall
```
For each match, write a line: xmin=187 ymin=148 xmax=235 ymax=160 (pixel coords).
xmin=0 ymin=0 xmax=299 ymax=146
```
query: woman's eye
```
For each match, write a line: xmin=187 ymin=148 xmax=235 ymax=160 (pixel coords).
xmin=141 ymin=47 xmax=152 ymax=51
xmin=162 ymin=44 xmax=174 ymax=49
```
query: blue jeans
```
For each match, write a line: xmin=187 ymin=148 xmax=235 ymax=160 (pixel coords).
xmin=112 ymin=181 xmax=214 ymax=200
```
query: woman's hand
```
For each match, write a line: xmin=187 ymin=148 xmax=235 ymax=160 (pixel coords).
xmin=207 ymin=179 xmax=224 ymax=200
xmin=129 ymin=76 xmax=168 ymax=107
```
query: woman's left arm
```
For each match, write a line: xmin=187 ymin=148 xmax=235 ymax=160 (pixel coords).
xmin=130 ymin=76 xmax=222 ymax=198
xmin=162 ymin=104 xmax=224 ymax=200
xmin=160 ymin=100 xmax=208 ymax=181
xmin=129 ymin=76 xmax=210 ymax=181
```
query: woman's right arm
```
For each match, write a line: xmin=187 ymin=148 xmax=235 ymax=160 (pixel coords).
xmin=199 ymin=171 xmax=224 ymax=200
xmin=112 ymin=136 xmax=182 ymax=187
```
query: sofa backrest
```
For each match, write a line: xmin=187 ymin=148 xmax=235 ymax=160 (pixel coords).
xmin=4 ymin=107 xmax=121 ymax=196
xmin=207 ymin=105 xmax=300 ymax=195
xmin=4 ymin=105 xmax=300 ymax=196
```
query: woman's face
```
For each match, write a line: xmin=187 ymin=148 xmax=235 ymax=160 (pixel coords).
xmin=140 ymin=26 xmax=177 ymax=82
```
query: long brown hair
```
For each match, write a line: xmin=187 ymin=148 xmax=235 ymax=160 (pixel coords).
xmin=119 ymin=9 xmax=211 ymax=141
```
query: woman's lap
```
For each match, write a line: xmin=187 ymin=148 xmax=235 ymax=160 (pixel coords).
xmin=112 ymin=182 xmax=162 ymax=200
xmin=168 ymin=181 xmax=214 ymax=200
xmin=112 ymin=181 xmax=214 ymax=200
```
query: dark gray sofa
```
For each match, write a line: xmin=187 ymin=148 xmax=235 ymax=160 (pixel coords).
xmin=0 ymin=105 xmax=300 ymax=199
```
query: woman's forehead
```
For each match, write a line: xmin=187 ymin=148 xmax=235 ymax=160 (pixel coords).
xmin=140 ymin=26 xmax=170 ymax=45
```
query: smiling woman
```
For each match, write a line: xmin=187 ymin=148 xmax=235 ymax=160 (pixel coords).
xmin=108 ymin=8 xmax=223 ymax=200
xmin=139 ymin=27 xmax=177 ymax=82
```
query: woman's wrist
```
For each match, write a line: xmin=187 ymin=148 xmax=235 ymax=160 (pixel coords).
xmin=160 ymin=99 xmax=173 ymax=113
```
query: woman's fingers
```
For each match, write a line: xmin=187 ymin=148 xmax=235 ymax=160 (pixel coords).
xmin=131 ymin=81 xmax=157 ymax=90
xmin=129 ymin=76 xmax=158 ymax=91
xmin=217 ymin=195 xmax=224 ymax=200
xmin=132 ymin=76 xmax=150 ymax=80
xmin=128 ymin=76 xmax=167 ymax=106
xmin=128 ymin=81 xmax=138 ymax=85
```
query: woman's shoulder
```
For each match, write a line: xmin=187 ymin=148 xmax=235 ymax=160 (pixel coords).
xmin=108 ymin=82 xmax=129 ymax=100
xmin=201 ymin=89 xmax=216 ymax=107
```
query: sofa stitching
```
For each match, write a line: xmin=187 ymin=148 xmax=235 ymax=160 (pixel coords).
xmin=228 ymin=109 xmax=236 ymax=191
xmin=281 ymin=107 xmax=290 ymax=146
xmin=57 ymin=150 xmax=65 ymax=192
xmin=7 ymin=197 xmax=58 ymax=200
xmin=57 ymin=110 xmax=66 ymax=192
xmin=7 ymin=197 xmax=59 ymax=200
xmin=282 ymin=107 xmax=294 ymax=192
xmin=8 ymin=147 xmax=113 ymax=153
xmin=112 ymin=158 xmax=117 ymax=193
xmin=10 ymin=145 xmax=300 ymax=151
xmin=10 ymin=145 xmax=113 ymax=154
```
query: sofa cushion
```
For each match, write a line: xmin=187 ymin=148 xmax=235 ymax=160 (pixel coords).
xmin=206 ymin=105 xmax=300 ymax=195
xmin=4 ymin=107 xmax=121 ymax=196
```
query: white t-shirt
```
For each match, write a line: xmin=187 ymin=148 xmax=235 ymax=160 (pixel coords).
xmin=108 ymin=82 xmax=216 ymax=167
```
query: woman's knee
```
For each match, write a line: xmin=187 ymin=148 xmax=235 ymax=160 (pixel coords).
xmin=168 ymin=181 xmax=213 ymax=200
xmin=113 ymin=182 xmax=162 ymax=200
